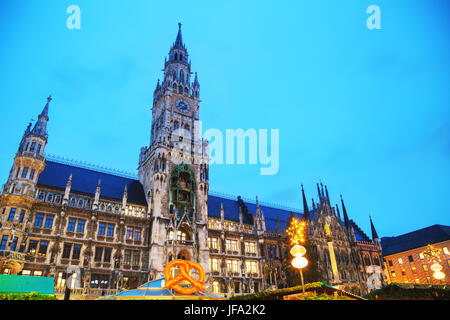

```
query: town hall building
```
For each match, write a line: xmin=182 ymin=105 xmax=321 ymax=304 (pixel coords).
xmin=0 ymin=24 xmax=384 ymax=296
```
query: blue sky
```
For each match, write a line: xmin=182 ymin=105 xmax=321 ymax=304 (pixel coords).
xmin=0 ymin=0 xmax=449 ymax=239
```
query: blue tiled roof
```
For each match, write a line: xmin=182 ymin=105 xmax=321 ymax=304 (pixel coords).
xmin=381 ymin=224 xmax=450 ymax=256
xmin=38 ymin=161 xmax=147 ymax=206
xmin=37 ymin=160 xmax=371 ymax=240
xmin=207 ymin=194 xmax=303 ymax=231
xmin=349 ymin=220 xmax=372 ymax=242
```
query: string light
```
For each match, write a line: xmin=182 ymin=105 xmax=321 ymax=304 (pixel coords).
xmin=286 ymin=217 xmax=306 ymax=246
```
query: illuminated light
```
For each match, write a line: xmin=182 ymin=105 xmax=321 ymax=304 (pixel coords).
xmin=430 ymin=263 xmax=443 ymax=272
xmin=433 ymin=271 xmax=445 ymax=280
xmin=290 ymin=245 xmax=306 ymax=257
xmin=291 ymin=256 xmax=308 ymax=269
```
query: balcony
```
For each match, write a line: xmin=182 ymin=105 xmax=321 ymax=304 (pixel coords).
xmin=0 ymin=250 xmax=27 ymax=262
xmin=17 ymin=150 xmax=46 ymax=162
xmin=0 ymin=250 xmax=27 ymax=274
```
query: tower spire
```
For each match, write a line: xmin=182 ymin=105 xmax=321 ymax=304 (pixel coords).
xmin=31 ymin=95 xmax=51 ymax=139
xmin=301 ymin=184 xmax=310 ymax=221
xmin=174 ymin=22 xmax=184 ymax=48
xmin=340 ymin=194 xmax=350 ymax=228
xmin=370 ymin=215 xmax=379 ymax=240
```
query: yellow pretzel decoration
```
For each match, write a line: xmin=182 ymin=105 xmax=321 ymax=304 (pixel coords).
xmin=164 ymin=259 xmax=206 ymax=295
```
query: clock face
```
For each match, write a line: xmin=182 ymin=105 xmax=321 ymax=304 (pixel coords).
xmin=176 ymin=100 xmax=190 ymax=113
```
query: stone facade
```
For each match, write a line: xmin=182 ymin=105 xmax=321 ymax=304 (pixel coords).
xmin=0 ymin=25 xmax=384 ymax=297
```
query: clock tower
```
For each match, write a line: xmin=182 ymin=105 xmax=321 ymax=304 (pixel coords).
xmin=138 ymin=24 xmax=210 ymax=281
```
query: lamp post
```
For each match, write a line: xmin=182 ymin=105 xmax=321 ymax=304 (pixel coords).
xmin=290 ymin=245 xmax=308 ymax=296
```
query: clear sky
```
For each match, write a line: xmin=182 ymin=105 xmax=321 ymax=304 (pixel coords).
xmin=0 ymin=0 xmax=449 ymax=239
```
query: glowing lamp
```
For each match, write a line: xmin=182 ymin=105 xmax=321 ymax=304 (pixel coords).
xmin=433 ymin=271 xmax=445 ymax=280
xmin=292 ymin=256 xmax=308 ymax=269
xmin=430 ymin=263 xmax=443 ymax=272
xmin=290 ymin=245 xmax=306 ymax=257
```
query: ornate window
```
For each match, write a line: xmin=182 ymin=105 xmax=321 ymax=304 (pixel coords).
xmin=169 ymin=164 xmax=196 ymax=215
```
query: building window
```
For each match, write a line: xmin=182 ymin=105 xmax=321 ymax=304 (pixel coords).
xmin=77 ymin=220 xmax=85 ymax=233
xmin=21 ymin=167 xmax=29 ymax=179
xmin=419 ymin=252 xmax=425 ymax=260
xmin=124 ymin=250 xmax=131 ymax=265
xmin=408 ymin=255 xmax=414 ymax=262
xmin=212 ymin=281 xmax=220 ymax=294
xmin=107 ymin=224 xmax=115 ymax=237
xmin=134 ymin=228 xmax=141 ymax=241
xmin=104 ymin=248 xmax=112 ymax=262
xmin=210 ymin=258 xmax=219 ymax=272
xmin=443 ymin=247 xmax=449 ymax=255
xmin=72 ymin=245 xmax=81 ymax=260
xmin=132 ymin=251 xmax=140 ymax=266
xmin=36 ymin=144 xmax=42 ymax=154
xmin=67 ymin=219 xmax=76 ymax=232
xmin=30 ymin=142 xmax=36 ymax=152
xmin=44 ymin=215 xmax=54 ymax=229
xmin=245 ymin=261 xmax=258 ymax=275
xmin=19 ymin=210 xmax=25 ymax=223
xmin=98 ymin=223 xmax=106 ymax=236
xmin=415 ymin=279 xmax=420 ymax=284
xmin=38 ymin=241 xmax=48 ymax=256
xmin=22 ymin=270 xmax=31 ymax=276
xmin=423 ymin=264 xmax=428 ymax=272
xmin=388 ymin=259 xmax=393 ymax=267
xmin=391 ymin=271 xmax=396 ymax=278
xmin=62 ymin=244 xmax=72 ymax=259
xmin=207 ymin=237 xmax=218 ymax=249
xmin=94 ymin=247 xmax=103 ymax=262
xmin=245 ymin=241 xmax=256 ymax=254
xmin=34 ymin=213 xmax=44 ymax=227
xmin=398 ymin=258 xmax=403 ymax=265
xmin=177 ymin=231 xmax=186 ymax=241
xmin=411 ymin=266 xmax=417 ymax=274
xmin=10 ymin=237 xmax=18 ymax=251
xmin=28 ymin=240 xmax=38 ymax=254
xmin=401 ymin=269 xmax=406 ymax=276
xmin=126 ymin=227 xmax=133 ymax=239
xmin=29 ymin=169 xmax=35 ymax=181
xmin=226 ymin=259 xmax=239 ymax=273
xmin=426 ymin=276 xmax=431 ymax=284
xmin=8 ymin=208 xmax=16 ymax=222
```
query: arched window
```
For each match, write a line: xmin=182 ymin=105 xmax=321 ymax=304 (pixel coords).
xmin=174 ymin=52 xmax=178 ymax=60
xmin=180 ymin=70 xmax=184 ymax=84
xmin=178 ymin=85 xmax=183 ymax=94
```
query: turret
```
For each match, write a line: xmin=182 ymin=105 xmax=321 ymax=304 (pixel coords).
xmin=2 ymin=96 xmax=51 ymax=197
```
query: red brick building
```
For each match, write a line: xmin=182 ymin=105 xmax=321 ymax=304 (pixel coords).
xmin=381 ymin=225 xmax=450 ymax=285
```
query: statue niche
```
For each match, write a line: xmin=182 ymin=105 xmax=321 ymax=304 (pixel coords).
xmin=169 ymin=164 xmax=196 ymax=216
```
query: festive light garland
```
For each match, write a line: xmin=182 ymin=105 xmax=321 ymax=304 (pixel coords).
xmin=423 ymin=244 xmax=442 ymax=263
xmin=286 ymin=217 xmax=306 ymax=246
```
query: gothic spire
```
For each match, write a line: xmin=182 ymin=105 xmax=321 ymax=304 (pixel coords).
xmin=174 ymin=22 xmax=184 ymax=48
xmin=370 ymin=215 xmax=379 ymax=240
xmin=31 ymin=95 xmax=51 ymax=139
xmin=336 ymin=203 xmax=341 ymax=220
xmin=301 ymin=184 xmax=310 ymax=221
xmin=340 ymin=194 xmax=350 ymax=228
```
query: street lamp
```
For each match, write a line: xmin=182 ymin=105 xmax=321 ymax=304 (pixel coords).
xmin=290 ymin=245 xmax=308 ymax=296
